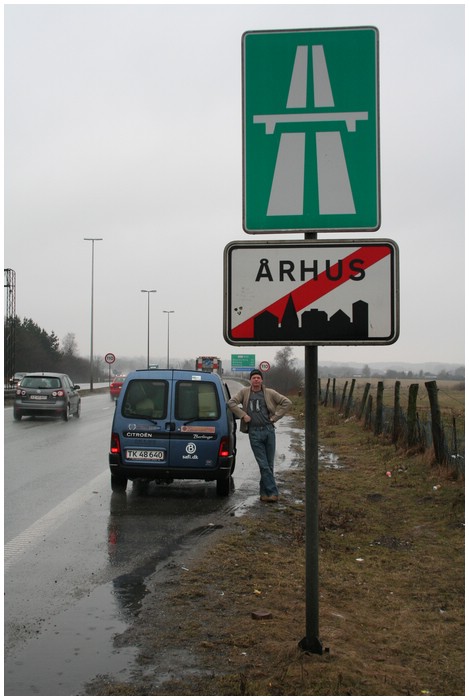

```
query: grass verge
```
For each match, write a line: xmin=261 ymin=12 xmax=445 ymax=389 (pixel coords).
xmin=87 ymin=400 xmax=465 ymax=696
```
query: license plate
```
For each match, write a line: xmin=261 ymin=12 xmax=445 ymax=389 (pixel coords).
xmin=29 ymin=395 xmax=48 ymax=400
xmin=125 ymin=449 xmax=165 ymax=461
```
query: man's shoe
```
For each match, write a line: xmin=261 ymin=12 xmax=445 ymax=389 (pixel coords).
xmin=260 ymin=495 xmax=279 ymax=503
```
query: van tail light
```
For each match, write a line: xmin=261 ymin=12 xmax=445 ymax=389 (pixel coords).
xmin=52 ymin=390 xmax=65 ymax=397
xmin=218 ymin=436 xmax=230 ymax=459
xmin=110 ymin=432 xmax=121 ymax=455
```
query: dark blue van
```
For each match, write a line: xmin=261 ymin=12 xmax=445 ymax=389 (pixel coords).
xmin=109 ymin=369 xmax=236 ymax=496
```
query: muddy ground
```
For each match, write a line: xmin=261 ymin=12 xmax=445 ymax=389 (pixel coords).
xmin=84 ymin=407 xmax=465 ymax=696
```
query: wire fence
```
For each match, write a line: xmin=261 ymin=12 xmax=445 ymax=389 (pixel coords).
xmin=319 ymin=378 xmax=465 ymax=476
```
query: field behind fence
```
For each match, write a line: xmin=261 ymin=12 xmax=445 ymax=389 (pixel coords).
xmin=319 ymin=377 xmax=465 ymax=475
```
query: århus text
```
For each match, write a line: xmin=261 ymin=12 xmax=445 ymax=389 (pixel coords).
xmin=255 ymin=258 xmax=366 ymax=283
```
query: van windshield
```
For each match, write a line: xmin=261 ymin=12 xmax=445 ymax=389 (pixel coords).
xmin=176 ymin=381 xmax=220 ymax=421
xmin=122 ymin=380 xmax=168 ymax=420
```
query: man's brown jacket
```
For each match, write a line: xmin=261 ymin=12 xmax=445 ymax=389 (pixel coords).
xmin=227 ymin=386 xmax=291 ymax=433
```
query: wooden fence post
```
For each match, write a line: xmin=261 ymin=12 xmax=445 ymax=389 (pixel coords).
xmin=392 ymin=381 xmax=401 ymax=444
xmin=425 ymin=381 xmax=447 ymax=464
xmin=340 ymin=381 xmax=348 ymax=412
xmin=358 ymin=383 xmax=371 ymax=420
xmin=324 ymin=378 xmax=330 ymax=406
xmin=332 ymin=378 xmax=336 ymax=408
xmin=451 ymin=415 xmax=458 ymax=459
xmin=365 ymin=395 xmax=373 ymax=429
xmin=406 ymin=383 xmax=419 ymax=448
xmin=345 ymin=378 xmax=356 ymax=418
xmin=374 ymin=382 xmax=384 ymax=435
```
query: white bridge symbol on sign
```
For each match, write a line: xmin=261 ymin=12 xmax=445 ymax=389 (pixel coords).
xmin=253 ymin=45 xmax=368 ymax=217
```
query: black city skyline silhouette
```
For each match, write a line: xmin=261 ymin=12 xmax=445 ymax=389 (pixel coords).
xmin=250 ymin=295 xmax=369 ymax=341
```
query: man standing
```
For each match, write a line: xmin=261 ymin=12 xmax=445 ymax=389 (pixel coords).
xmin=227 ymin=369 xmax=291 ymax=503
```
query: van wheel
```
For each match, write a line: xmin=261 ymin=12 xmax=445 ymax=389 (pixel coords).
xmin=216 ymin=476 xmax=230 ymax=497
xmin=111 ymin=475 xmax=128 ymax=492
xmin=13 ymin=409 xmax=22 ymax=421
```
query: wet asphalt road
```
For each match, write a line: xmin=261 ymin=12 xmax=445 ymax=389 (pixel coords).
xmin=4 ymin=380 xmax=302 ymax=695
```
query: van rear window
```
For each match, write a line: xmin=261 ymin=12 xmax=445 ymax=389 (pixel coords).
xmin=122 ymin=380 xmax=168 ymax=419
xmin=176 ymin=381 xmax=220 ymax=421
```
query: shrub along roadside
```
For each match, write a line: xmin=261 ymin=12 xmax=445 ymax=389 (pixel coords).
xmin=88 ymin=400 xmax=465 ymax=696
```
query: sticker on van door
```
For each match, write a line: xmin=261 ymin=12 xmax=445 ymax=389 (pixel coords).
xmin=180 ymin=425 xmax=216 ymax=440
xmin=182 ymin=443 xmax=199 ymax=460
xmin=180 ymin=425 xmax=215 ymax=434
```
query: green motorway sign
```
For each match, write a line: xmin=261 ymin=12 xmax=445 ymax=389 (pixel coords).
xmin=243 ymin=27 xmax=380 ymax=233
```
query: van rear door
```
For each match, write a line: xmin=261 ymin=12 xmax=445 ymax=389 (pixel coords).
xmin=169 ymin=372 xmax=223 ymax=471
xmin=119 ymin=374 xmax=171 ymax=467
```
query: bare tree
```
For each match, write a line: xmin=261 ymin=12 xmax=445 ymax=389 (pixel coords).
xmin=267 ymin=348 xmax=303 ymax=395
xmin=62 ymin=332 xmax=79 ymax=357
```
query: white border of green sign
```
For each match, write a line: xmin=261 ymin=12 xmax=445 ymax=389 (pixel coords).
xmin=242 ymin=26 xmax=380 ymax=233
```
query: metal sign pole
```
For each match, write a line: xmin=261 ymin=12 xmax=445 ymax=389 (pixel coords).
xmin=300 ymin=231 xmax=324 ymax=654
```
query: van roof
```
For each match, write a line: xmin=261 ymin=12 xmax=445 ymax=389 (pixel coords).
xmin=129 ymin=368 xmax=222 ymax=381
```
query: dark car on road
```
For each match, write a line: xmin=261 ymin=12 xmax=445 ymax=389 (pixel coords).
xmin=14 ymin=372 xmax=81 ymax=421
xmin=110 ymin=375 xmax=126 ymax=401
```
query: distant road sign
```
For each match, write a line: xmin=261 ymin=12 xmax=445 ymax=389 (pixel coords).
xmin=105 ymin=353 xmax=116 ymax=364
xmin=259 ymin=361 xmax=271 ymax=372
xmin=231 ymin=353 xmax=256 ymax=372
xmin=243 ymin=27 xmax=380 ymax=233
xmin=224 ymin=240 xmax=398 ymax=346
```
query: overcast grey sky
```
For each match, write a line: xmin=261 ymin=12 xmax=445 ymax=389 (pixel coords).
xmin=4 ymin=3 xmax=465 ymax=369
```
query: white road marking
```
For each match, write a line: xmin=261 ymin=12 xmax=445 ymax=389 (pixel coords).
xmin=4 ymin=471 xmax=108 ymax=571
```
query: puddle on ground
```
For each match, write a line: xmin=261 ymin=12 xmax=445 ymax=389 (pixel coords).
xmin=318 ymin=446 xmax=345 ymax=470
xmin=231 ymin=423 xmax=344 ymax=517
xmin=230 ymin=492 xmax=262 ymax=516
xmin=4 ymin=584 xmax=138 ymax=696
xmin=5 ymin=520 xmax=226 ymax=696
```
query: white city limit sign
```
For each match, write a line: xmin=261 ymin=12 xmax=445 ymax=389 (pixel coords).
xmin=243 ymin=27 xmax=380 ymax=233
xmin=224 ymin=240 xmax=399 ymax=346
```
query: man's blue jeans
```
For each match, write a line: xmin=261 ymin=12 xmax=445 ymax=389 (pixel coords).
xmin=248 ymin=425 xmax=278 ymax=497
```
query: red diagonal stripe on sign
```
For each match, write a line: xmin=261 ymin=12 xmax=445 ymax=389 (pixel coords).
xmin=231 ymin=245 xmax=391 ymax=339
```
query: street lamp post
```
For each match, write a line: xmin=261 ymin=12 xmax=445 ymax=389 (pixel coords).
xmin=163 ymin=310 xmax=174 ymax=369
xmin=141 ymin=290 xmax=156 ymax=369
xmin=84 ymin=238 xmax=103 ymax=391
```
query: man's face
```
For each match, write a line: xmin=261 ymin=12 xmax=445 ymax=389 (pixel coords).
xmin=250 ymin=374 xmax=263 ymax=391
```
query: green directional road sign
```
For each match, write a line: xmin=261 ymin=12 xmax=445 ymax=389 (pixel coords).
xmin=231 ymin=353 xmax=256 ymax=372
xmin=243 ymin=27 xmax=380 ymax=233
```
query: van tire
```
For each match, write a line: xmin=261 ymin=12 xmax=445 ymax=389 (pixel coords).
xmin=111 ymin=475 xmax=128 ymax=492
xmin=216 ymin=476 xmax=230 ymax=497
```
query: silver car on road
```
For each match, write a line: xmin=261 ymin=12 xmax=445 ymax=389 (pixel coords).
xmin=14 ymin=372 xmax=81 ymax=421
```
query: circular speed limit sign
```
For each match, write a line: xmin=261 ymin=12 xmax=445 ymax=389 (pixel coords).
xmin=259 ymin=360 xmax=271 ymax=372
xmin=105 ymin=353 xmax=116 ymax=364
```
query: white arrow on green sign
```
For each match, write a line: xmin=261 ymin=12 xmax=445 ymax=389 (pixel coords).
xmin=242 ymin=27 xmax=380 ymax=233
